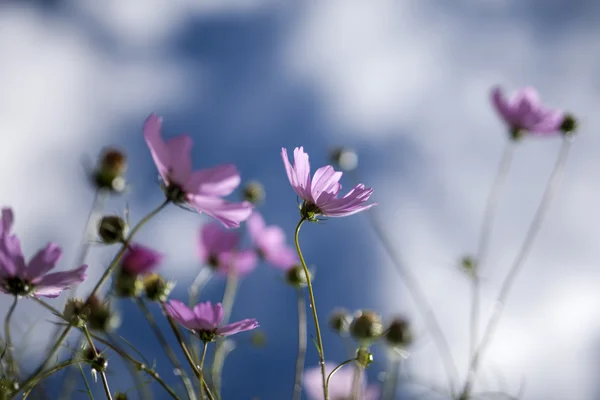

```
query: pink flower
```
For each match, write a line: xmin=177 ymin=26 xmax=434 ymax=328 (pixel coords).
xmin=282 ymin=147 xmax=377 ymax=220
xmin=197 ymin=223 xmax=257 ymax=276
xmin=121 ymin=244 xmax=163 ymax=276
xmin=247 ymin=212 xmax=297 ymax=269
xmin=144 ymin=114 xmax=253 ymax=228
xmin=0 ymin=208 xmax=87 ymax=298
xmin=304 ymin=362 xmax=379 ymax=400
xmin=165 ymin=299 xmax=258 ymax=342
xmin=491 ymin=86 xmax=564 ymax=137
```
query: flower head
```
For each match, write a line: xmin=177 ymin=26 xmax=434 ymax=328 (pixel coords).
xmin=197 ymin=222 xmax=257 ymax=276
xmin=165 ymin=299 xmax=258 ymax=342
xmin=304 ymin=362 xmax=379 ymax=400
xmin=144 ymin=114 xmax=253 ymax=228
xmin=281 ymin=147 xmax=377 ymax=220
xmin=0 ymin=208 xmax=87 ymax=298
xmin=491 ymin=86 xmax=564 ymax=138
xmin=247 ymin=212 xmax=297 ymax=269
xmin=121 ymin=244 xmax=163 ymax=276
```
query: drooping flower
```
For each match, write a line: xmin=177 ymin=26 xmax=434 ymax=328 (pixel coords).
xmin=246 ymin=212 xmax=297 ymax=269
xmin=304 ymin=362 xmax=379 ymax=400
xmin=0 ymin=208 xmax=87 ymax=298
xmin=144 ymin=114 xmax=253 ymax=228
xmin=491 ymin=86 xmax=564 ymax=138
xmin=197 ymin=222 xmax=257 ymax=276
xmin=121 ymin=244 xmax=163 ymax=276
xmin=281 ymin=147 xmax=377 ymax=220
xmin=165 ymin=299 xmax=258 ymax=342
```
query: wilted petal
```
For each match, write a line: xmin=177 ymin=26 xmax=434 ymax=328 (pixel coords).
xmin=217 ymin=318 xmax=259 ymax=336
xmin=25 ymin=243 xmax=62 ymax=280
xmin=189 ymin=196 xmax=253 ymax=229
xmin=186 ymin=164 xmax=241 ymax=197
xmin=32 ymin=265 xmax=87 ymax=298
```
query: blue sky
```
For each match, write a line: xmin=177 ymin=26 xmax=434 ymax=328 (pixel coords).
xmin=1 ymin=0 xmax=600 ymax=399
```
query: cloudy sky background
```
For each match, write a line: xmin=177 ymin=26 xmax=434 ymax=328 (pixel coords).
xmin=1 ymin=0 xmax=600 ymax=399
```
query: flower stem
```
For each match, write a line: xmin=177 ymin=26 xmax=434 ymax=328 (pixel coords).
xmin=136 ymin=298 xmax=196 ymax=400
xmin=200 ymin=342 xmax=209 ymax=400
xmin=460 ymin=139 xmax=572 ymax=399
xmin=21 ymin=359 xmax=83 ymax=399
xmin=82 ymin=325 xmax=113 ymax=400
xmin=294 ymin=218 xmax=328 ymax=400
xmin=325 ymin=358 xmax=355 ymax=390
xmin=4 ymin=296 xmax=18 ymax=376
xmin=292 ymin=288 xmax=307 ymax=400
xmin=350 ymin=362 xmax=363 ymax=400
xmin=469 ymin=142 xmax=515 ymax=363
xmin=22 ymin=200 xmax=169 ymax=388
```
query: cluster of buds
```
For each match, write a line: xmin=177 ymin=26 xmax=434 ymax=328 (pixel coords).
xmin=91 ymin=147 xmax=128 ymax=193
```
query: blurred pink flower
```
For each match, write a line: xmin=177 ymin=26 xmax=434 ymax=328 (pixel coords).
xmin=282 ymin=147 xmax=377 ymax=220
xmin=121 ymin=244 xmax=163 ymax=276
xmin=144 ymin=114 xmax=253 ymax=228
xmin=197 ymin=223 xmax=257 ymax=276
xmin=165 ymin=299 xmax=258 ymax=341
xmin=304 ymin=362 xmax=379 ymax=400
xmin=0 ymin=208 xmax=87 ymax=298
xmin=491 ymin=86 xmax=564 ymax=136
xmin=247 ymin=212 xmax=297 ymax=269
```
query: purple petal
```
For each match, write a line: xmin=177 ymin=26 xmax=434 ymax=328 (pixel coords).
xmin=165 ymin=135 xmax=193 ymax=184
xmin=266 ymin=246 xmax=298 ymax=270
xmin=25 ymin=243 xmax=62 ymax=280
xmin=0 ymin=208 xmax=14 ymax=236
xmin=32 ymin=265 xmax=87 ymax=298
xmin=320 ymin=184 xmax=377 ymax=217
xmin=198 ymin=223 xmax=239 ymax=264
xmin=216 ymin=250 xmax=258 ymax=276
xmin=188 ymin=196 xmax=253 ymax=229
xmin=216 ymin=318 xmax=259 ymax=336
xmin=143 ymin=113 xmax=170 ymax=183
xmin=185 ymin=164 xmax=241 ymax=197
xmin=281 ymin=147 xmax=311 ymax=201
xmin=246 ymin=212 xmax=266 ymax=245
xmin=192 ymin=301 xmax=223 ymax=329
xmin=165 ymin=300 xmax=198 ymax=330
xmin=121 ymin=244 xmax=163 ymax=275
xmin=0 ymin=250 xmax=16 ymax=277
xmin=310 ymin=165 xmax=343 ymax=204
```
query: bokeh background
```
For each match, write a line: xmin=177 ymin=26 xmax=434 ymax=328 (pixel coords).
xmin=1 ymin=0 xmax=600 ymax=399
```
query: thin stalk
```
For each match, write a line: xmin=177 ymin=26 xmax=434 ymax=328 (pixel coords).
xmin=136 ymin=298 xmax=196 ymax=400
xmin=350 ymin=363 xmax=363 ymax=400
xmin=349 ymin=169 xmax=459 ymax=395
xmin=4 ymin=296 xmax=18 ymax=376
xmin=469 ymin=142 xmax=515 ymax=362
xmin=325 ymin=359 xmax=356 ymax=390
xmin=294 ymin=218 xmax=328 ymax=400
xmin=21 ymin=359 xmax=83 ymax=399
xmin=381 ymin=355 xmax=401 ymax=400
xmin=460 ymin=139 xmax=572 ymax=399
xmin=82 ymin=326 xmax=113 ymax=400
xmin=23 ymin=200 xmax=169 ymax=387
xmin=292 ymin=288 xmax=307 ymax=400
xmin=199 ymin=342 xmax=208 ymax=400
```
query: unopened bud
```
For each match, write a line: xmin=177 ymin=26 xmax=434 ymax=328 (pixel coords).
xmin=98 ymin=215 xmax=128 ymax=244
xmin=242 ymin=181 xmax=265 ymax=205
xmin=329 ymin=147 xmax=358 ymax=172
xmin=87 ymin=296 xmax=120 ymax=333
xmin=286 ymin=265 xmax=311 ymax=288
xmin=115 ymin=393 xmax=129 ymax=400
xmin=114 ymin=269 xmax=144 ymax=298
xmin=350 ymin=310 xmax=384 ymax=342
xmin=143 ymin=273 xmax=175 ymax=302
xmin=328 ymin=308 xmax=352 ymax=336
xmin=355 ymin=347 xmax=373 ymax=368
xmin=385 ymin=317 xmax=412 ymax=348
xmin=93 ymin=147 xmax=127 ymax=193
xmin=91 ymin=356 xmax=108 ymax=373
xmin=560 ymin=114 xmax=577 ymax=136
xmin=63 ymin=298 xmax=90 ymax=328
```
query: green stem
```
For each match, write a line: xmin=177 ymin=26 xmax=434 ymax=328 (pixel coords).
xmin=82 ymin=326 xmax=113 ymax=400
xmin=292 ymin=288 xmax=307 ymax=400
xmin=199 ymin=342 xmax=209 ymax=400
xmin=350 ymin=362 xmax=363 ymax=400
xmin=4 ymin=296 xmax=18 ymax=376
xmin=460 ymin=139 xmax=572 ymax=399
xmin=294 ymin=218 xmax=328 ymax=400
xmin=136 ymin=298 xmax=196 ymax=400
xmin=325 ymin=359 xmax=355 ymax=390
xmin=21 ymin=359 xmax=83 ymax=399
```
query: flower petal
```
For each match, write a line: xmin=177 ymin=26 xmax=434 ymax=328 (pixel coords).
xmin=217 ymin=250 xmax=258 ymax=276
xmin=185 ymin=164 xmax=241 ymax=197
xmin=121 ymin=244 xmax=163 ymax=276
xmin=165 ymin=300 xmax=198 ymax=330
xmin=198 ymin=223 xmax=239 ymax=264
xmin=217 ymin=318 xmax=258 ymax=336
xmin=188 ymin=196 xmax=253 ymax=229
xmin=144 ymin=114 xmax=170 ymax=183
xmin=192 ymin=301 xmax=223 ymax=329
xmin=282 ymin=147 xmax=311 ymax=201
xmin=310 ymin=165 xmax=342 ymax=204
xmin=165 ymin=135 xmax=193 ymax=184
xmin=246 ymin=212 xmax=266 ymax=245
xmin=25 ymin=243 xmax=62 ymax=281
xmin=0 ymin=208 xmax=14 ymax=236
xmin=32 ymin=265 xmax=87 ymax=298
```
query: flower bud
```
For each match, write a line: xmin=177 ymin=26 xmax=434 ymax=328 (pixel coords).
xmin=0 ymin=378 xmax=19 ymax=397
xmin=350 ymin=310 xmax=384 ymax=342
xmin=329 ymin=147 xmax=358 ymax=172
xmin=98 ymin=215 xmax=128 ymax=244
xmin=250 ymin=331 xmax=268 ymax=348
xmin=93 ymin=147 xmax=127 ymax=193
xmin=114 ymin=269 xmax=144 ymax=298
xmin=63 ymin=298 xmax=90 ymax=328
xmin=87 ymin=296 xmax=120 ymax=333
xmin=242 ymin=181 xmax=265 ymax=205
xmin=560 ymin=114 xmax=577 ymax=136
xmin=355 ymin=347 xmax=374 ymax=368
xmin=143 ymin=273 xmax=175 ymax=302
xmin=328 ymin=308 xmax=352 ymax=336
xmin=384 ymin=317 xmax=412 ymax=348
xmin=460 ymin=255 xmax=477 ymax=278
xmin=286 ymin=265 xmax=311 ymax=288
xmin=115 ymin=393 xmax=129 ymax=400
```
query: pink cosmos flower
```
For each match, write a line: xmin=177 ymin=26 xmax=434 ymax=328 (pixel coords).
xmin=491 ymin=86 xmax=564 ymax=136
xmin=144 ymin=114 xmax=253 ymax=228
xmin=197 ymin=223 xmax=257 ymax=276
xmin=121 ymin=244 xmax=163 ymax=276
xmin=246 ymin=212 xmax=297 ymax=269
xmin=304 ymin=362 xmax=379 ymax=400
xmin=0 ymin=208 xmax=87 ymax=298
xmin=281 ymin=147 xmax=377 ymax=220
xmin=165 ymin=299 xmax=258 ymax=342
